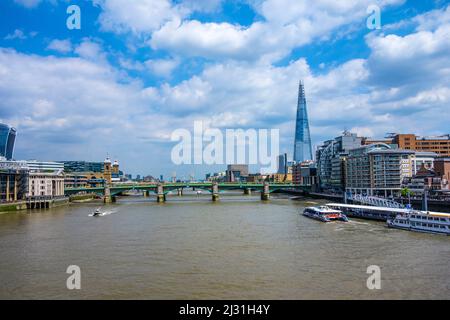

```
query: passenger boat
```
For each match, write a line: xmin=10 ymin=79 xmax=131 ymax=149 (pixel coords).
xmin=302 ymin=206 xmax=349 ymax=222
xmin=387 ymin=211 xmax=450 ymax=235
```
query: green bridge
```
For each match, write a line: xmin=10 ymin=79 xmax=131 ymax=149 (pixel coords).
xmin=65 ymin=182 xmax=310 ymax=203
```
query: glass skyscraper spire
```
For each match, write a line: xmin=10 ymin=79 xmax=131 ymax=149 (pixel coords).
xmin=293 ymin=81 xmax=313 ymax=163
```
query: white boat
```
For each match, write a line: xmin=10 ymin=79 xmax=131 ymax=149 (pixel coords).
xmin=302 ymin=206 xmax=349 ymax=223
xmin=92 ymin=207 xmax=102 ymax=217
xmin=387 ymin=211 xmax=450 ymax=235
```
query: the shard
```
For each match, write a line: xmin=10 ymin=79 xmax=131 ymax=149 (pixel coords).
xmin=293 ymin=81 xmax=313 ymax=163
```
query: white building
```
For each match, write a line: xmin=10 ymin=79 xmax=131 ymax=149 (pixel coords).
xmin=411 ymin=152 xmax=437 ymax=175
xmin=26 ymin=160 xmax=64 ymax=173
xmin=28 ymin=172 xmax=65 ymax=197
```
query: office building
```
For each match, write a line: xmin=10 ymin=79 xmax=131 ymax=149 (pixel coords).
xmin=346 ymin=143 xmax=414 ymax=197
xmin=28 ymin=172 xmax=65 ymax=197
xmin=293 ymin=81 xmax=313 ymax=162
xmin=277 ymin=154 xmax=288 ymax=174
xmin=26 ymin=160 xmax=64 ymax=173
xmin=0 ymin=160 xmax=29 ymax=202
xmin=316 ymin=131 xmax=362 ymax=191
xmin=0 ymin=123 xmax=16 ymax=160
xmin=292 ymin=161 xmax=317 ymax=187
xmin=62 ymin=161 xmax=104 ymax=173
xmin=226 ymin=165 xmax=249 ymax=182
xmin=393 ymin=134 xmax=450 ymax=156
xmin=434 ymin=158 xmax=450 ymax=182
xmin=363 ymin=133 xmax=450 ymax=157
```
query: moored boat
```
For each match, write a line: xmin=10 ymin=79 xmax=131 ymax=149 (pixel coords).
xmin=302 ymin=206 xmax=349 ymax=222
xmin=387 ymin=211 xmax=450 ymax=235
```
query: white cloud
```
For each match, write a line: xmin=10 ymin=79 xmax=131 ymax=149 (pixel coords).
xmin=13 ymin=0 xmax=42 ymax=8
xmin=150 ymin=0 xmax=405 ymax=62
xmin=94 ymin=0 xmax=183 ymax=34
xmin=4 ymin=29 xmax=27 ymax=40
xmin=74 ymin=39 xmax=106 ymax=62
xmin=47 ymin=39 xmax=73 ymax=54
xmin=145 ymin=57 xmax=179 ymax=78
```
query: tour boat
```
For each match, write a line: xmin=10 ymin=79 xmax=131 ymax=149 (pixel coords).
xmin=302 ymin=206 xmax=349 ymax=222
xmin=387 ymin=211 xmax=450 ymax=235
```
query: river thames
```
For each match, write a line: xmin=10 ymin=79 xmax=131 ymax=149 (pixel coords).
xmin=0 ymin=193 xmax=449 ymax=299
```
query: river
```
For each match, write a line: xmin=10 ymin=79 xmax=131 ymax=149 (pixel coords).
xmin=0 ymin=193 xmax=449 ymax=299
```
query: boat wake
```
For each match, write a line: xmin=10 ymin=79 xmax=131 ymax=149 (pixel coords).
xmin=88 ymin=209 xmax=117 ymax=217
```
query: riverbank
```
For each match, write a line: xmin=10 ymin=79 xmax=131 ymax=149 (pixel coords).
xmin=0 ymin=196 xmax=87 ymax=214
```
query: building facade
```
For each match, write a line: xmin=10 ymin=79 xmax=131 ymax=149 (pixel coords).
xmin=226 ymin=165 xmax=249 ymax=182
xmin=316 ymin=131 xmax=362 ymax=192
xmin=62 ymin=161 xmax=104 ymax=173
xmin=292 ymin=162 xmax=317 ymax=187
xmin=410 ymin=152 xmax=437 ymax=175
xmin=28 ymin=172 xmax=65 ymax=197
xmin=27 ymin=160 xmax=64 ymax=173
xmin=0 ymin=123 xmax=16 ymax=160
xmin=346 ymin=144 xmax=415 ymax=197
xmin=0 ymin=160 xmax=29 ymax=202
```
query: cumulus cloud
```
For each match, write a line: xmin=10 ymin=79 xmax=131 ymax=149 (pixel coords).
xmin=145 ymin=57 xmax=179 ymax=78
xmin=47 ymin=39 xmax=73 ymax=54
xmin=150 ymin=0 xmax=405 ymax=62
xmin=94 ymin=0 xmax=183 ymax=34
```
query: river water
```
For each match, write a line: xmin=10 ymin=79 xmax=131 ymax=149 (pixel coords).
xmin=0 ymin=193 xmax=449 ymax=299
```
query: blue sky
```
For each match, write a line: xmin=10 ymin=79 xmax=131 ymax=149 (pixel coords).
xmin=0 ymin=0 xmax=449 ymax=178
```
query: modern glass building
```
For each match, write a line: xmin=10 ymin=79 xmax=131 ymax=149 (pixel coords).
xmin=0 ymin=123 xmax=17 ymax=160
xmin=293 ymin=81 xmax=313 ymax=163
xmin=61 ymin=161 xmax=104 ymax=173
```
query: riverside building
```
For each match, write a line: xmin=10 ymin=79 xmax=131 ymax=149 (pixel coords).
xmin=0 ymin=159 xmax=29 ymax=202
xmin=363 ymin=133 xmax=450 ymax=157
xmin=316 ymin=131 xmax=362 ymax=192
xmin=346 ymin=144 xmax=415 ymax=197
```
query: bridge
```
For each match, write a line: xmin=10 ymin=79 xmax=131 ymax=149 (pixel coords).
xmin=65 ymin=182 xmax=311 ymax=203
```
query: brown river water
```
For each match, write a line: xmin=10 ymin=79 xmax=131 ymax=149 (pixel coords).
xmin=0 ymin=193 xmax=449 ymax=299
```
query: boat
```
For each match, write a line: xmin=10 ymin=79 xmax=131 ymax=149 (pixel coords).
xmin=302 ymin=206 xmax=349 ymax=222
xmin=92 ymin=208 xmax=102 ymax=217
xmin=387 ymin=211 xmax=450 ymax=235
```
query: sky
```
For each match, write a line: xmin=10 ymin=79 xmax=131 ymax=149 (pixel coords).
xmin=0 ymin=0 xmax=449 ymax=179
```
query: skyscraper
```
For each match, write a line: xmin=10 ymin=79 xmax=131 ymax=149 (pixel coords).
xmin=0 ymin=123 xmax=16 ymax=160
xmin=293 ymin=81 xmax=313 ymax=163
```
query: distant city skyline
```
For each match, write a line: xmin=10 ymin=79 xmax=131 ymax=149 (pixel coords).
xmin=1 ymin=1 xmax=449 ymax=176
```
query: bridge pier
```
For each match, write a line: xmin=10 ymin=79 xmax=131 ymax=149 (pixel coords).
xmin=244 ymin=188 xmax=252 ymax=195
xmin=103 ymin=187 xmax=115 ymax=203
xmin=157 ymin=184 xmax=166 ymax=203
xmin=177 ymin=188 xmax=183 ymax=196
xmin=212 ymin=183 xmax=219 ymax=201
xmin=143 ymin=190 xmax=150 ymax=197
xmin=261 ymin=183 xmax=270 ymax=201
